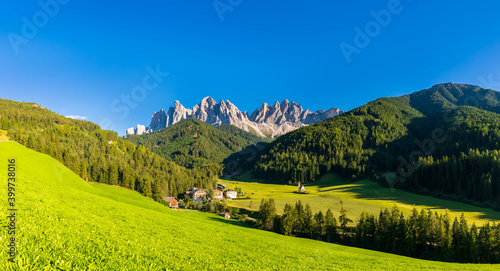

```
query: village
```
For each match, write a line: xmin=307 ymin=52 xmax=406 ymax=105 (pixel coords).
xmin=161 ymin=184 xmax=248 ymax=220
xmin=162 ymin=183 xmax=307 ymax=221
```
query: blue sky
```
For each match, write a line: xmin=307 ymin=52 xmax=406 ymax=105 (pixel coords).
xmin=1 ymin=1 xmax=500 ymax=135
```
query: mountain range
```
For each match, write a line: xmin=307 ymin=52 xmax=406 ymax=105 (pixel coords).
xmin=126 ymin=118 xmax=270 ymax=169
xmin=125 ymin=97 xmax=344 ymax=137
xmin=251 ymin=83 xmax=500 ymax=207
xmin=2 ymin=83 xmax=500 ymax=268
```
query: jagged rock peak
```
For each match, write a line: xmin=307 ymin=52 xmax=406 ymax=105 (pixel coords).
xmin=200 ymin=96 xmax=216 ymax=109
xmin=125 ymin=97 xmax=344 ymax=137
xmin=260 ymin=103 xmax=268 ymax=111
xmin=280 ymin=99 xmax=289 ymax=112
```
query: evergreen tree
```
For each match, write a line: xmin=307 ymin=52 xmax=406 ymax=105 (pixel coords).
xmin=281 ymin=204 xmax=297 ymax=236
xmin=258 ymin=198 xmax=277 ymax=231
xmin=478 ymin=223 xmax=493 ymax=263
xmin=313 ymin=211 xmax=325 ymax=240
xmin=325 ymin=208 xmax=338 ymax=243
xmin=295 ymin=200 xmax=305 ymax=233
xmin=469 ymin=223 xmax=479 ymax=263
xmin=303 ymin=203 xmax=313 ymax=237
xmin=356 ymin=210 xmax=369 ymax=248
xmin=142 ymin=179 xmax=152 ymax=198
xmin=339 ymin=200 xmax=352 ymax=231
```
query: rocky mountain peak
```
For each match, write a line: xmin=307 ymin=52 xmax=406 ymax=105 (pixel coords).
xmin=200 ymin=96 xmax=216 ymax=110
xmin=280 ymin=99 xmax=289 ymax=112
xmin=174 ymin=100 xmax=183 ymax=108
xmin=273 ymin=101 xmax=280 ymax=109
xmin=125 ymin=98 xmax=344 ymax=137
xmin=260 ymin=102 xmax=268 ymax=111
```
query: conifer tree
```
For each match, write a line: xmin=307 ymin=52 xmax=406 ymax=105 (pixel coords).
xmin=325 ymin=208 xmax=338 ymax=243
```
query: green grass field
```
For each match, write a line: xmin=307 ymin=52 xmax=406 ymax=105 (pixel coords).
xmin=220 ymin=173 xmax=500 ymax=227
xmin=0 ymin=141 xmax=498 ymax=270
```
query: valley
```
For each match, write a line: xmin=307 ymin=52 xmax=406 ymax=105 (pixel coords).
xmin=220 ymin=173 xmax=500 ymax=227
xmin=0 ymin=141 xmax=497 ymax=270
xmin=3 ymin=1 xmax=500 ymax=268
xmin=2 ymin=83 xmax=500 ymax=267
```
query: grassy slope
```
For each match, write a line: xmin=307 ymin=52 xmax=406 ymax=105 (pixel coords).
xmin=0 ymin=142 xmax=497 ymax=270
xmin=220 ymin=173 xmax=500 ymax=227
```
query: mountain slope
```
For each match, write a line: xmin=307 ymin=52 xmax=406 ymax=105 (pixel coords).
xmin=0 ymin=98 xmax=217 ymax=199
xmin=251 ymin=83 xmax=500 ymax=207
xmin=254 ymin=97 xmax=424 ymax=182
xmin=125 ymin=97 xmax=344 ymax=137
xmin=0 ymin=141 xmax=496 ymax=270
xmin=395 ymin=83 xmax=500 ymax=116
xmin=216 ymin=124 xmax=273 ymax=145
xmin=125 ymin=118 xmax=269 ymax=169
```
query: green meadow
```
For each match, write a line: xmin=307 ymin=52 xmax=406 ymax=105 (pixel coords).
xmin=220 ymin=172 xmax=500 ymax=227
xmin=0 ymin=141 xmax=498 ymax=270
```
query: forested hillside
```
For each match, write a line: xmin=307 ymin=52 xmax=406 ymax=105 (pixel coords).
xmin=216 ymin=124 xmax=273 ymax=144
xmin=254 ymin=97 xmax=424 ymax=182
xmin=0 ymin=99 xmax=217 ymax=199
xmin=407 ymin=149 xmax=500 ymax=205
xmin=252 ymin=83 xmax=500 ymax=207
xmin=395 ymin=83 xmax=500 ymax=115
xmin=126 ymin=118 xmax=269 ymax=169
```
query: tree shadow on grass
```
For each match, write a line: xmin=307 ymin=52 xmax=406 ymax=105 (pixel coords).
xmin=207 ymin=216 xmax=257 ymax=229
xmin=322 ymin=181 xmax=500 ymax=221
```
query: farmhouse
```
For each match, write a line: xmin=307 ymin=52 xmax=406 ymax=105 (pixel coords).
xmin=224 ymin=189 xmax=237 ymax=199
xmin=185 ymin=187 xmax=207 ymax=202
xmin=212 ymin=188 xmax=223 ymax=200
xmin=162 ymin=197 xmax=178 ymax=209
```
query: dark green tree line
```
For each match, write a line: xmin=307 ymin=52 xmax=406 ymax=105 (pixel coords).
xmin=255 ymin=197 xmax=500 ymax=264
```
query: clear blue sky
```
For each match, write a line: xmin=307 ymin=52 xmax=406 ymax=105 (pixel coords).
xmin=1 ymin=0 xmax=500 ymax=135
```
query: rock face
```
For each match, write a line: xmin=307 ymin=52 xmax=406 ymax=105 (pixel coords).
xmin=125 ymin=97 xmax=344 ymax=137
xmin=126 ymin=124 xmax=147 ymax=136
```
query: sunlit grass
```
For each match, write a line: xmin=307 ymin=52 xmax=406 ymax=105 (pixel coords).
xmin=221 ymin=173 xmax=500 ymax=226
xmin=0 ymin=141 xmax=497 ymax=270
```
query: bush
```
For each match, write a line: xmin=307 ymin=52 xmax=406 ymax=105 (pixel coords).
xmin=243 ymin=217 xmax=257 ymax=226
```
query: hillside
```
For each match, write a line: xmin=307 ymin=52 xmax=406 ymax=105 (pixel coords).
xmin=0 ymin=99 xmax=217 ymax=199
xmin=216 ymin=124 xmax=273 ymax=144
xmin=395 ymin=83 xmax=500 ymax=116
xmin=126 ymin=118 xmax=270 ymax=169
xmin=252 ymin=83 xmax=500 ymax=207
xmin=254 ymin=97 xmax=424 ymax=182
xmin=0 ymin=141 xmax=497 ymax=270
